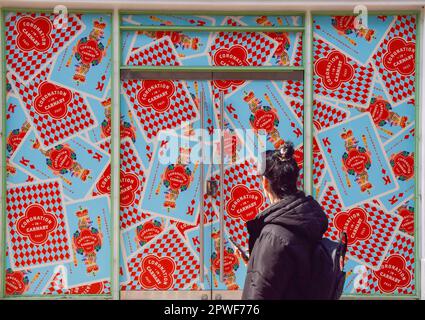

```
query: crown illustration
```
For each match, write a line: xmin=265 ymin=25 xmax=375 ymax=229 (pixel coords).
xmin=340 ymin=129 xmax=353 ymax=140
xmin=76 ymin=208 xmax=89 ymax=218
xmin=93 ymin=20 xmax=107 ymax=31
xmin=243 ymin=91 xmax=255 ymax=103
xmin=101 ymin=97 xmax=112 ymax=107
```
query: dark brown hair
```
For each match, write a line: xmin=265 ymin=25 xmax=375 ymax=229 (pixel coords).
xmin=262 ymin=141 xmax=300 ymax=198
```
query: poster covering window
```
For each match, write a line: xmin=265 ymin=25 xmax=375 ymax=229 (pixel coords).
xmin=4 ymin=11 xmax=113 ymax=296
xmin=313 ymin=15 xmax=417 ymax=296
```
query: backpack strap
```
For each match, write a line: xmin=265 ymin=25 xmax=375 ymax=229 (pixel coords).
xmin=338 ymin=232 xmax=348 ymax=270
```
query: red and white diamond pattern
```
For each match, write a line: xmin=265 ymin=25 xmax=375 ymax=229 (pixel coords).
xmin=314 ymin=38 xmax=374 ymax=105
xmin=122 ymin=79 xmax=198 ymax=141
xmin=8 ymin=65 xmax=96 ymax=149
xmin=358 ymin=233 xmax=415 ymax=295
xmin=6 ymin=180 xmax=71 ymax=269
xmin=123 ymin=227 xmax=200 ymax=290
xmin=126 ymin=37 xmax=181 ymax=66
xmin=120 ymin=138 xmax=147 ymax=230
xmin=209 ymin=31 xmax=277 ymax=67
xmin=5 ymin=13 xmax=83 ymax=83
xmin=320 ymin=184 xmax=401 ymax=270
xmin=210 ymin=159 xmax=269 ymax=250
xmin=313 ymin=100 xmax=349 ymax=131
xmin=371 ymin=15 xmax=416 ymax=104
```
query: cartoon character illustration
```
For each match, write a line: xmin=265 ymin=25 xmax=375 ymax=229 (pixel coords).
xmin=348 ymin=97 xmax=409 ymax=137
xmin=210 ymin=228 xmax=240 ymax=290
xmin=141 ymin=30 xmax=201 ymax=54
xmin=5 ymin=268 xmax=41 ymax=296
xmin=390 ymin=150 xmax=415 ymax=181
xmin=156 ymin=147 xmax=198 ymax=210
xmin=149 ymin=15 xmax=207 ymax=27
xmin=120 ymin=110 xmax=137 ymax=143
xmin=266 ymin=32 xmax=291 ymax=66
xmin=6 ymin=121 xmax=31 ymax=155
xmin=6 ymin=159 xmax=17 ymax=177
xmin=243 ymin=90 xmax=284 ymax=149
xmin=32 ymin=140 xmax=91 ymax=184
xmin=100 ymin=97 xmax=112 ymax=139
xmin=67 ymin=19 xmax=109 ymax=83
xmin=256 ymin=16 xmax=290 ymax=65
xmin=72 ymin=208 xmax=103 ymax=275
xmin=340 ymin=129 xmax=373 ymax=193
xmin=134 ymin=220 xmax=164 ymax=247
xmin=331 ymin=16 xmax=376 ymax=43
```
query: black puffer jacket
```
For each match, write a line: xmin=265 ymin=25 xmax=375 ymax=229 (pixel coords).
xmin=242 ymin=190 xmax=328 ymax=300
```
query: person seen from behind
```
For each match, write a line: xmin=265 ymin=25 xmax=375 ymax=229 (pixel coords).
xmin=241 ymin=141 xmax=332 ymax=300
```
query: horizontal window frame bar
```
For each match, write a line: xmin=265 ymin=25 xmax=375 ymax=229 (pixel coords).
xmin=120 ymin=70 xmax=304 ymax=81
xmin=120 ymin=66 xmax=304 ymax=72
xmin=119 ymin=10 xmax=306 ymax=17
xmin=120 ymin=26 xmax=305 ymax=32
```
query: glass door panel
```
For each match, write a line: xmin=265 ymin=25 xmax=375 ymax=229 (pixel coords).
xmin=210 ymin=78 xmax=305 ymax=297
xmin=119 ymin=77 xmax=213 ymax=297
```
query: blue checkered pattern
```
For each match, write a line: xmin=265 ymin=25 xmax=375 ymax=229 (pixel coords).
xmin=313 ymin=100 xmax=349 ymax=130
xmin=283 ymin=80 xmax=304 ymax=100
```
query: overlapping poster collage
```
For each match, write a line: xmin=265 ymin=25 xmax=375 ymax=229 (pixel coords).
xmin=118 ymin=14 xmax=305 ymax=292
xmin=312 ymin=15 xmax=417 ymax=295
xmin=4 ymin=12 xmax=113 ymax=296
xmin=3 ymin=11 xmax=417 ymax=298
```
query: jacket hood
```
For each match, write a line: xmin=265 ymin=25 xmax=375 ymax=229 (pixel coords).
xmin=248 ymin=190 xmax=328 ymax=243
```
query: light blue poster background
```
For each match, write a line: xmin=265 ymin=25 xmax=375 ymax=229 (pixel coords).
xmin=50 ymin=13 xmax=112 ymax=100
xmin=317 ymin=113 xmax=398 ymax=207
xmin=10 ymin=130 xmax=109 ymax=200
xmin=64 ymin=196 xmax=111 ymax=286
xmin=313 ymin=15 xmax=394 ymax=64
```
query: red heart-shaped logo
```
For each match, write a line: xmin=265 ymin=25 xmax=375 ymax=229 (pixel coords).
xmin=334 ymin=207 xmax=372 ymax=245
xmin=314 ymin=50 xmax=354 ymax=90
xmin=137 ymin=80 xmax=176 ymax=113
xmin=33 ymin=81 xmax=73 ymax=120
xmin=16 ymin=203 xmax=58 ymax=245
xmin=226 ymin=185 xmax=265 ymax=221
xmin=383 ymin=37 xmax=415 ymax=76
xmin=139 ymin=255 xmax=175 ymax=290
xmin=373 ymin=254 xmax=411 ymax=293
xmin=16 ymin=16 xmax=53 ymax=52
